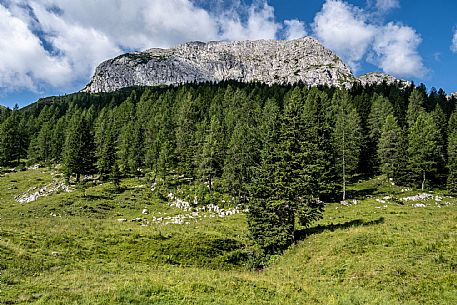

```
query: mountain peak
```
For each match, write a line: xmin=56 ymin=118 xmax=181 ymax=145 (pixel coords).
xmin=82 ymin=37 xmax=356 ymax=93
xmin=82 ymin=37 xmax=408 ymax=93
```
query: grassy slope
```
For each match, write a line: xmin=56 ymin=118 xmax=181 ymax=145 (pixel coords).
xmin=0 ymin=170 xmax=456 ymax=304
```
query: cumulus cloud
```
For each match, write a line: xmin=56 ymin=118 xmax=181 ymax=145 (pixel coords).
xmin=312 ymin=0 xmax=425 ymax=77
xmin=371 ymin=22 xmax=426 ymax=77
xmin=0 ymin=4 xmax=71 ymax=91
xmin=451 ymin=29 xmax=457 ymax=53
xmin=0 ymin=0 xmax=425 ymax=94
xmin=219 ymin=2 xmax=280 ymax=41
xmin=313 ymin=0 xmax=376 ymax=70
xmin=375 ymin=0 xmax=400 ymax=12
xmin=0 ymin=0 xmax=285 ymax=92
xmin=284 ymin=19 xmax=307 ymax=40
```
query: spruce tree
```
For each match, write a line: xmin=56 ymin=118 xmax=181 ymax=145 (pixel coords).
xmin=406 ymin=88 xmax=426 ymax=128
xmin=407 ymin=113 xmax=441 ymax=190
xmin=447 ymin=112 xmax=457 ymax=193
xmin=62 ymin=111 xmax=95 ymax=182
xmin=197 ymin=116 xmax=223 ymax=191
xmin=332 ymin=91 xmax=362 ymax=200
xmin=94 ymin=109 xmax=116 ymax=180
xmin=378 ymin=114 xmax=402 ymax=181
xmin=0 ymin=109 xmax=22 ymax=165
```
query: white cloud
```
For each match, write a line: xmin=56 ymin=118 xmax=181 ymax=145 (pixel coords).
xmin=219 ymin=2 xmax=280 ymax=41
xmin=0 ymin=4 xmax=71 ymax=91
xmin=284 ymin=19 xmax=307 ymax=40
xmin=0 ymin=0 xmax=426 ymax=93
xmin=451 ymin=29 xmax=457 ymax=53
xmin=313 ymin=0 xmax=376 ymax=71
xmin=375 ymin=0 xmax=400 ymax=12
xmin=312 ymin=0 xmax=425 ymax=77
xmin=0 ymin=0 xmax=284 ymax=92
xmin=371 ymin=22 xmax=426 ymax=77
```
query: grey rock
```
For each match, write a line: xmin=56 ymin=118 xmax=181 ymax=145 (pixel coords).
xmin=83 ymin=37 xmax=357 ymax=92
xmin=357 ymin=72 xmax=410 ymax=88
xmin=412 ymin=203 xmax=426 ymax=208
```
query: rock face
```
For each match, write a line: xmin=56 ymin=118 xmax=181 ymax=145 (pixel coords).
xmin=83 ymin=37 xmax=408 ymax=92
xmin=357 ymin=72 xmax=410 ymax=87
xmin=83 ymin=37 xmax=356 ymax=92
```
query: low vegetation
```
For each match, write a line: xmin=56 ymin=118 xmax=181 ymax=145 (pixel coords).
xmin=1 ymin=168 xmax=456 ymax=304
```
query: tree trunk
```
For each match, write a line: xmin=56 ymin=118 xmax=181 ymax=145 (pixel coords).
xmin=421 ymin=171 xmax=426 ymax=191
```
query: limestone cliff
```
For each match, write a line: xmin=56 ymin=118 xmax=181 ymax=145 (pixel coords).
xmin=83 ymin=37 xmax=406 ymax=92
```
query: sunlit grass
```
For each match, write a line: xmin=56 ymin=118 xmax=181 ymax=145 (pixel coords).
xmin=1 ymin=169 xmax=456 ymax=304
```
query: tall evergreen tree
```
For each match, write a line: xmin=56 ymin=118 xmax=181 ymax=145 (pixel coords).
xmin=406 ymin=88 xmax=426 ymax=128
xmin=94 ymin=109 xmax=116 ymax=180
xmin=62 ymin=111 xmax=95 ymax=182
xmin=378 ymin=114 xmax=402 ymax=181
xmin=197 ymin=116 xmax=223 ymax=191
xmin=0 ymin=108 xmax=22 ymax=165
xmin=332 ymin=91 xmax=362 ymax=200
xmin=407 ymin=113 xmax=441 ymax=190
xmin=447 ymin=112 xmax=457 ymax=193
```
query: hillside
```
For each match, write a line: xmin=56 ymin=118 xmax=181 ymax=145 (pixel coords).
xmin=1 ymin=169 xmax=456 ymax=304
xmin=1 ymin=79 xmax=456 ymax=304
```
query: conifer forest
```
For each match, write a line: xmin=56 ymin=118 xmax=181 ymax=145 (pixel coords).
xmin=1 ymin=82 xmax=456 ymax=255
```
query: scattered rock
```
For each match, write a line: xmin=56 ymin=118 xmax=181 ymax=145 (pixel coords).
xmin=412 ymin=203 xmax=426 ymax=208
xmin=50 ymin=251 xmax=60 ymax=257
xmin=340 ymin=201 xmax=350 ymax=206
xmin=401 ymin=193 xmax=433 ymax=202
xmin=117 ymin=218 xmax=127 ymax=222
xmin=142 ymin=208 xmax=149 ymax=215
xmin=15 ymin=179 xmax=72 ymax=204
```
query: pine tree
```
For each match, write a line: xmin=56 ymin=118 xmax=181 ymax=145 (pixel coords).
xmin=174 ymin=91 xmax=197 ymax=177
xmin=50 ymin=117 xmax=66 ymax=162
xmin=303 ymin=88 xmax=338 ymax=200
xmin=332 ymin=91 xmax=362 ymax=200
xmin=407 ymin=113 xmax=441 ymax=190
xmin=94 ymin=109 xmax=116 ymax=180
xmin=35 ymin=121 xmax=53 ymax=164
xmin=247 ymin=88 xmax=325 ymax=254
xmin=197 ymin=116 xmax=223 ymax=191
xmin=367 ymin=95 xmax=394 ymax=172
xmin=406 ymin=88 xmax=426 ymax=128
xmin=62 ymin=111 xmax=95 ymax=182
xmin=117 ymin=121 xmax=135 ymax=175
xmin=447 ymin=112 xmax=457 ymax=193
xmin=378 ymin=114 xmax=402 ymax=181
xmin=0 ymin=108 xmax=22 ymax=165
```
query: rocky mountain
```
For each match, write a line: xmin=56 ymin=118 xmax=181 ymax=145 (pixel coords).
xmin=357 ymin=72 xmax=410 ymax=87
xmin=83 ymin=37 xmax=405 ymax=93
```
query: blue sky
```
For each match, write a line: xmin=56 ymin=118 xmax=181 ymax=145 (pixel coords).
xmin=0 ymin=0 xmax=456 ymax=108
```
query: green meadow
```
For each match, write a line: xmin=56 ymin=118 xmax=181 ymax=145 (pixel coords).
xmin=1 ymin=168 xmax=456 ymax=304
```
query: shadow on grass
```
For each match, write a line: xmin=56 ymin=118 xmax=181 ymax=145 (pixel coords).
xmin=345 ymin=188 xmax=378 ymax=199
xmin=295 ymin=217 xmax=385 ymax=241
xmin=80 ymin=194 xmax=113 ymax=200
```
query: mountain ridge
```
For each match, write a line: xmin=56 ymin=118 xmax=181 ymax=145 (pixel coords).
xmin=82 ymin=37 xmax=407 ymax=93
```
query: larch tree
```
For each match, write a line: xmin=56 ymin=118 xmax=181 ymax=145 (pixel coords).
xmin=447 ymin=112 xmax=457 ymax=193
xmin=407 ymin=113 xmax=441 ymax=190
xmin=332 ymin=90 xmax=362 ymax=200
xmin=378 ymin=114 xmax=402 ymax=181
